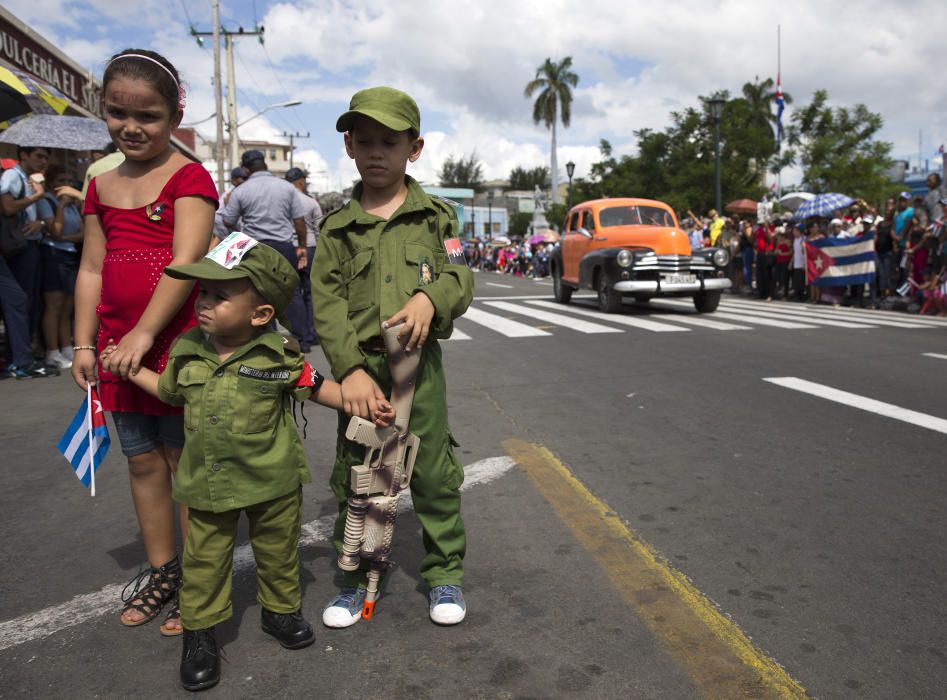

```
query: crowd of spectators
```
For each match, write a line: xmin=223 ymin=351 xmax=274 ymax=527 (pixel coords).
xmin=466 ymin=239 xmax=554 ymax=279
xmin=681 ymin=175 xmax=946 ymax=313
xmin=1 ymin=145 xmax=91 ymax=379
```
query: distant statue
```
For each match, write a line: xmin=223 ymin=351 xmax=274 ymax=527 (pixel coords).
xmin=533 ymin=185 xmax=547 ymax=213
xmin=531 ymin=185 xmax=550 ymax=235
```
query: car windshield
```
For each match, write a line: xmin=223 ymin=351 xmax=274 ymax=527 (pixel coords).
xmin=599 ymin=206 xmax=675 ymax=228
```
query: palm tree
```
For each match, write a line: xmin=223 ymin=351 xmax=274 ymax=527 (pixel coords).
xmin=525 ymin=57 xmax=579 ymax=204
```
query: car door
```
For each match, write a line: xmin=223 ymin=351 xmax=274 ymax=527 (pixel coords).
xmin=562 ymin=209 xmax=595 ymax=284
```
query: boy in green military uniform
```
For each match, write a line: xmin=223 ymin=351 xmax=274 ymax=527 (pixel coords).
xmin=103 ymin=233 xmax=394 ymax=690
xmin=312 ymin=87 xmax=474 ymax=628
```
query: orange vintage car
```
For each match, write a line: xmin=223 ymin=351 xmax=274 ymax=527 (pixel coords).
xmin=551 ymin=197 xmax=731 ymax=312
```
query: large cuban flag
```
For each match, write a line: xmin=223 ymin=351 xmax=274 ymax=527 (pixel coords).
xmin=806 ymin=232 xmax=876 ymax=286
xmin=57 ymin=385 xmax=110 ymax=496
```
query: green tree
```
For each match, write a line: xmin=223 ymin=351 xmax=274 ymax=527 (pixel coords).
xmin=508 ymin=212 xmax=533 ymax=238
xmin=509 ymin=165 xmax=549 ymax=190
xmin=574 ymin=94 xmax=766 ymax=214
xmin=524 ymin=57 xmax=579 ymax=204
xmin=731 ymin=76 xmax=793 ymax=182
xmin=439 ymin=153 xmax=483 ymax=189
xmin=783 ymin=90 xmax=893 ymax=202
xmin=546 ymin=202 xmax=568 ymax=231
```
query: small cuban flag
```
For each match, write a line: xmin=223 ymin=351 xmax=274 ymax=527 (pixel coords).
xmin=57 ymin=385 xmax=110 ymax=496
xmin=775 ymin=73 xmax=785 ymax=149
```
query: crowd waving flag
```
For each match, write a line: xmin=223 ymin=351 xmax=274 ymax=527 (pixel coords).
xmin=57 ymin=385 xmax=110 ymax=496
xmin=806 ymin=232 xmax=876 ymax=287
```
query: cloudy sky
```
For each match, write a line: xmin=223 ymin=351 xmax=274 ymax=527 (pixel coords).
xmin=8 ymin=0 xmax=947 ymax=193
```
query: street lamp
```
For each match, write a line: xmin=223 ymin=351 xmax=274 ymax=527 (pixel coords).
xmin=565 ymin=161 xmax=575 ymax=209
xmin=708 ymin=96 xmax=725 ymax=215
xmin=486 ymin=191 xmax=493 ymax=242
xmin=229 ymin=99 xmax=302 ymax=169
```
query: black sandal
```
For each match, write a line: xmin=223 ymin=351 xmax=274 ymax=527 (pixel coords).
xmin=120 ymin=555 xmax=181 ymax=627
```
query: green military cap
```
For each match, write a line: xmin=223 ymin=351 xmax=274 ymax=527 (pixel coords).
xmin=336 ymin=86 xmax=420 ymax=134
xmin=165 ymin=232 xmax=298 ymax=316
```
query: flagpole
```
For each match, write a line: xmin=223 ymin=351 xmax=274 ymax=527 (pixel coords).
xmin=776 ymin=24 xmax=782 ymax=197
xmin=86 ymin=384 xmax=96 ymax=497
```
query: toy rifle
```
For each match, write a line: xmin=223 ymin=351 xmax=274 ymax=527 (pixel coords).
xmin=338 ymin=322 xmax=420 ymax=620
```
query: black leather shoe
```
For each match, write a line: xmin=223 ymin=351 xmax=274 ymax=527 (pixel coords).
xmin=180 ymin=627 xmax=220 ymax=691
xmin=261 ymin=609 xmax=315 ymax=649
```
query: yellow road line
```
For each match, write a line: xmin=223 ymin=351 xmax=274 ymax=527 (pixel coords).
xmin=505 ymin=439 xmax=808 ymax=700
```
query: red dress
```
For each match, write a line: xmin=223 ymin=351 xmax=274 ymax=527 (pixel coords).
xmin=83 ymin=163 xmax=218 ymax=415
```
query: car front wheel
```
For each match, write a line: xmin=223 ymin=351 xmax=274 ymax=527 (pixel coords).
xmin=693 ymin=290 xmax=721 ymax=313
xmin=597 ymin=274 xmax=622 ymax=313
xmin=553 ymin=265 xmax=572 ymax=304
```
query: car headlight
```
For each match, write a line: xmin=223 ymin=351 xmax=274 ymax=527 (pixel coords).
xmin=712 ymin=248 xmax=730 ymax=268
xmin=617 ymin=249 xmax=633 ymax=267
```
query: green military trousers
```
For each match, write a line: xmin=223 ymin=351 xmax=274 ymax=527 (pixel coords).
xmin=331 ymin=340 xmax=466 ymax=588
xmin=181 ymin=488 xmax=302 ymax=630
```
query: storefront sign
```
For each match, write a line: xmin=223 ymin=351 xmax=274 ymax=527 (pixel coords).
xmin=0 ymin=15 xmax=103 ymax=117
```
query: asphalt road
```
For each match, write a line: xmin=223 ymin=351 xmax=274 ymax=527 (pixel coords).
xmin=1 ymin=272 xmax=945 ymax=699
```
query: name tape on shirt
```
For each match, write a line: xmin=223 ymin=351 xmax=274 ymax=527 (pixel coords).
xmin=238 ymin=365 xmax=290 ymax=381
xmin=206 ymin=232 xmax=258 ymax=270
xmin=444 ymin=237 xmax=465 ymax=265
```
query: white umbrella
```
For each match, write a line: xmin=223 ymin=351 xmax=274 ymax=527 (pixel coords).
xmin=778 ymin=192 xmax=814 ymax=212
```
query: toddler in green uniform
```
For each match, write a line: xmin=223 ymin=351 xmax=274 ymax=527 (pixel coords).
xmin=312 ymin=87 xmax=474 ymax=627
xmin=102 ymin=233 xmax=393 ymax=690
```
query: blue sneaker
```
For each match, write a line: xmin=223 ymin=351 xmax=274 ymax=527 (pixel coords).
xmin=6 ymin=362 xmax=54 ymax=379
xmin=321 ymin=587 xmax=366 ymax=628
xmin=429 ymin=585 xmax=466 ymax=625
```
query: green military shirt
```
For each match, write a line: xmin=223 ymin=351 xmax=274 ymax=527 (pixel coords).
xmin=157 ymin=327 xmax=318 ymax=513
xmin=311 ymin=176 xmax=474 ymax=380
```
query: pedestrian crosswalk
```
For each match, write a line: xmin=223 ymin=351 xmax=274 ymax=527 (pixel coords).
xmin=442 ymin=295 xmax=947 ymax=342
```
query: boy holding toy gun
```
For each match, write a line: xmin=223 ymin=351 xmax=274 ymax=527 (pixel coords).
xmin=312 ymin=86 xmax=474 ymax=627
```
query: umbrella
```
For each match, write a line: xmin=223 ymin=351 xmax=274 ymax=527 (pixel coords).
xmin=778 ymin=192 xmax=814 ymax=211
xmin=791 ymin=193 xmax=856 ymax=220
xmin=0 ymin=115 xmax=110 ymax=151
xmin=490 ymin=236 xmax=511 ymax=246
xmin=724 ymin=198 xmax=758 ymax=215
xmin=528 ymin=233 xmax=546 ymax=245
xmin=0 ymin=66 xmax=69 ymax=122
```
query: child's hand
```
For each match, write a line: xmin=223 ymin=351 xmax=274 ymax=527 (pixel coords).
xmin=372 ymin=400 xmax=395 ymax=428
xmin=340 ymin=368 xmax=385 ymax=420
xmin=384 ymin=292 xmax=435 ymax=352
xmin=104 ymin=328 xmax=154 ymax=378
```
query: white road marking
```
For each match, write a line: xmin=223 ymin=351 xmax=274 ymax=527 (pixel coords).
xmin=719 ymin=298 xmax=932 ymax=329
xmin=922 ymin=353 xmax=947 ymax=360
xmin=654 ymin=300 xmax=817 ymax=329
xmin=484 ymin=301 xmax=623 ymax=334
xmin=486 ymin=282 xmax=514 ymax=288
xmin=462 ymin=306 xmax=551 ymax=337
xmin=442 ymin=328 xmax=471 ymax=341
xmin=527 ymin=300 xmax=691 ymax=332
xmin=764 ymin=377 xmax=947 ymax=435
xmin=709 ymin=302 xmax=874 ymax=328
xmin=0 ymin=456 xmax=517 ymax=652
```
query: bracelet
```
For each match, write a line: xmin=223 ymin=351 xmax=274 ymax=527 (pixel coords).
xmin=72 ymin=345 xmax=97 ymax=352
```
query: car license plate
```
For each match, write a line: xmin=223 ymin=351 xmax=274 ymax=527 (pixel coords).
xmin=663 ymin=274 xmax=696 ymax=285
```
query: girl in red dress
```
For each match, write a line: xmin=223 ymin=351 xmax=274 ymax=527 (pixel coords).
xmin=71 ymin=50 xmax=217 ymax=635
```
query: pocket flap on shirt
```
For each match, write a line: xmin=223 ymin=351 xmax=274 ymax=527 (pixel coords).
xmin=177 ymin=365 xmax=210 ymax=386
xmin=343 ymin=249 xmax=373 ymax=281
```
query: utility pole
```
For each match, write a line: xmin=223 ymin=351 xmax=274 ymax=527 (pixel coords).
xmin=211 ymin=1 xmax=224 ymax=192
xmin=191 ymin=21 xmax=264 ymax=180
xmin=225 ymin=35 xmax=240 ymax=170
xmin=280 ymin=131 xmax=310 ymax=168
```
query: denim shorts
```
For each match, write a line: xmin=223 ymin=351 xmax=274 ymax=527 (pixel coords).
xmin=111 ymin=411 xmax=185 ymax=457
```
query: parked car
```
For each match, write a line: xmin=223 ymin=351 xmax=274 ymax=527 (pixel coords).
xmin=550 ymin=198 xmax=731 ymax=312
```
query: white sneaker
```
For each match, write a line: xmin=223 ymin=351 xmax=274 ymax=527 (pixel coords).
xmin=322 ymin=587 xmax=366 ymax=628
xmin=46 ymin=350 xmax=71 ymax=369
xmin=59 ymin=346 xmax=74 ymax=362
xmin=429 ymin=585 xmax=466 ymax=625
